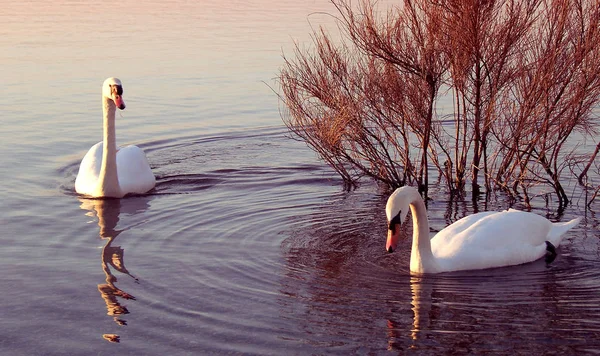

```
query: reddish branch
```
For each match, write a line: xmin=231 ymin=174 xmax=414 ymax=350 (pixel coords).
xmin=279 ymin=0 xmax=600 ymax=206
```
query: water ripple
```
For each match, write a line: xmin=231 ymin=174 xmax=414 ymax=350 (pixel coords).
xmin=45 ymin=127 xmax=600 ymax=354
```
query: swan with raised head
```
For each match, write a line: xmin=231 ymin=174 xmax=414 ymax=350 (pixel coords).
xmin=75 ymin=78 xmax=155 ymax=198
xmin=386 ymin=186 xmax=581 ymax=274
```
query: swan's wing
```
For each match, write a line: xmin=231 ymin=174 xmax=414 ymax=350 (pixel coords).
xmin=432 ymin=211 xmax=497 ymax=243
xmin=431 ymin=210 xmax=553 ymax=271
xmin=116 ymin=145 xmax=156 ymax=195
xmin=75 ymin=142 xmax=103 ymax=195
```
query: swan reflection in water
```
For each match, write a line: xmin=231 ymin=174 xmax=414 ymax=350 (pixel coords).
xmin=408 ymin=277 xmax=435 ymax=344
xmin=387 ymin=277 xmax=437 ymax=351
xmin=79 ymin=197 xmax=149 ymax=343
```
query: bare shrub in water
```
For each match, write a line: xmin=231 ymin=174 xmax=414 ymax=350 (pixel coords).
xmin=279 ymin=0 xmax=600 ymax=206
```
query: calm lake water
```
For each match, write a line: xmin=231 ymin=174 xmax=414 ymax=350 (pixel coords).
xmin=2 ymin=1 xmax=600 ymax=355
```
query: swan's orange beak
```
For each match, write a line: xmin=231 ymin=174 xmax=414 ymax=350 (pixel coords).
xmin=387 ymin=225 xmax=399 ymax=253
xmin=110 ymin=85 xmax=126 ymax=110
xmin=114 ymin=95 xmax=126 ymax=110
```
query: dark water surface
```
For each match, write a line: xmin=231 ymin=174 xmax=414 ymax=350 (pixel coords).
xmin=2 ymin=1 xmax=600 ymax=355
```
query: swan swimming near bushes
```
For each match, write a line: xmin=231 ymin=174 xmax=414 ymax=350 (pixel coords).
xmin=386 ymin=186 xmax=581 ymax=274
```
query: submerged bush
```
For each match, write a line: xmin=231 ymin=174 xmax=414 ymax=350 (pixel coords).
xmin=279 ymin=0 xmax=600 ymax=206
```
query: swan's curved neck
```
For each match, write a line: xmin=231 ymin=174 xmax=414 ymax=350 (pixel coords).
xmin=97 ymin=97 xmax=121 ymax=197
xmin=409 ymin=193 xmax=438 ymax=273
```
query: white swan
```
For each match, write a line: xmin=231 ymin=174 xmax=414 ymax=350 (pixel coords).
xmin=75 ymin=78 xmax=155 ymax=198
xmin=385 ymin=186 xmax=581 ymax=274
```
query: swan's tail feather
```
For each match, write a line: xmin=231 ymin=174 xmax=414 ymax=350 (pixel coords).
xmin=547 ymin=217 xmax=581 ymax=246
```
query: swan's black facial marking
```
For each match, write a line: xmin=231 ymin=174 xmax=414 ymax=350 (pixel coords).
xmin=388 ymin=210 xmax=402 ymax=231
xmin=110 ymin=84 xmax=123 ymax=96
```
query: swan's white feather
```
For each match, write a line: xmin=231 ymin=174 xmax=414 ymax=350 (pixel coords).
xmin=116 ymin=145 xmax=156 ymax=195
xmin=75 ymin=142 xmax=155 ymax=197
xmin=430 ymin=210 xmax=555 ymax=272
xmin=75 ymin=141 xmax=103 ymax=195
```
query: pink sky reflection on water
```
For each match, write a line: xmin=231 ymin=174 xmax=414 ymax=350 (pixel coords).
xmin=1 ymin=1 xmax=339 ymax=82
